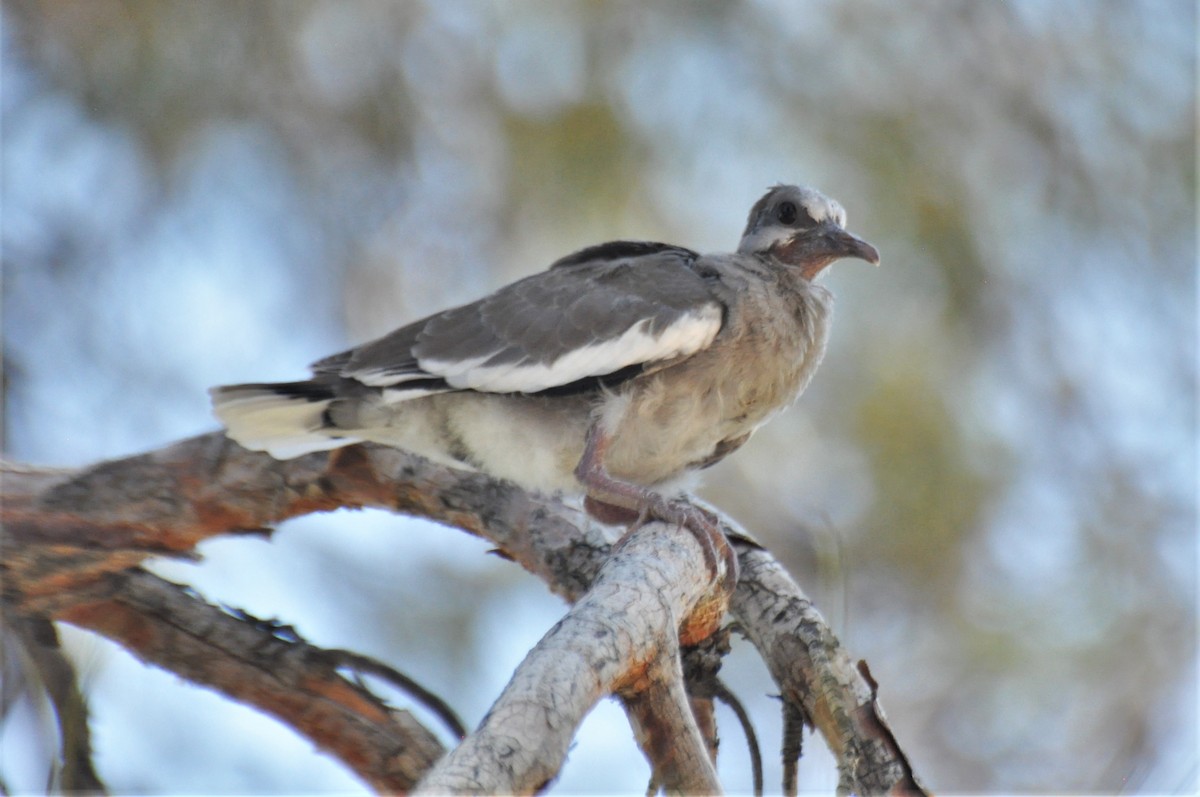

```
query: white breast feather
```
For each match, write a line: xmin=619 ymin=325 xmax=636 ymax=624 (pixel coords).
xmin=420 ymin=303 xmax=723 ymax=394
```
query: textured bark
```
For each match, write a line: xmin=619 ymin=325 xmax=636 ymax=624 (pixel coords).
xmin=623 ymin=654 xmax=721 ymax=795
xmin=62 ymin=569 xmax=445 ymax=792
xmin=731 ymin=546 xmax=925 ymax=795
xmin=1 ymin=437 xmax=926 ymax=794
xmin=415 ymin=522 xmax=724 ymax=794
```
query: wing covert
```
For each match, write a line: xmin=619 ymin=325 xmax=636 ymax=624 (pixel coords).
xmin=327 ymin=243 xmax=725 ymax=395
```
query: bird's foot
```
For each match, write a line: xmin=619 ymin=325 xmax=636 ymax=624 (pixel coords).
xmin=587 ymin=490 xmax=738 ymax=645
xmin=576 ymin=425 xmax=737 ymax=595
xmin=606 ymin=494 xmax=738 ymax=598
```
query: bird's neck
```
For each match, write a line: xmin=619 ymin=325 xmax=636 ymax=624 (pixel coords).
xmin=756 ymin=253 xmax=829 ymax=290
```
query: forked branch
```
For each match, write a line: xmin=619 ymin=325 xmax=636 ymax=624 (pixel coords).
xmin=1 ymin=435 xmax=925 ymax=794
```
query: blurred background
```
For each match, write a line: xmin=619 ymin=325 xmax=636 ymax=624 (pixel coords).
xmin=2 ymin=0 xmax=1195 ymax=793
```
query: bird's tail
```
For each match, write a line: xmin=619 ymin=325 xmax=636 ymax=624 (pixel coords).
xmin=209 ymin=381 xmax=361 ymax=459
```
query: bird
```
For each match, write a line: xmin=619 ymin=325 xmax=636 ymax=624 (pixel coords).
xmin=211 ymin=184 xmax=879 ymax=578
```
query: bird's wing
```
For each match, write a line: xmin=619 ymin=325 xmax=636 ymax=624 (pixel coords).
xmin=324 ymin=242 xmax=725 ymax=395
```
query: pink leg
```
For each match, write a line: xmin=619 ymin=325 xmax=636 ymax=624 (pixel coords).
xmin=575 ymin=422 xmax=738 ymax=593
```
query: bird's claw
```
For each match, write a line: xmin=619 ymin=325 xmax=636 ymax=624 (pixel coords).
xmin=640 ymin=495 xmax=738 ymax=596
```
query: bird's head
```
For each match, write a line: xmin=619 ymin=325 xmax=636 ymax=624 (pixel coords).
xmin=738 ymin=185 xmax=880 ymax=279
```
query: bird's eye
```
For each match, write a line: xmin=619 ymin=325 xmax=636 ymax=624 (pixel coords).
xmin=778 ymin=201 xmax=799 ymax=225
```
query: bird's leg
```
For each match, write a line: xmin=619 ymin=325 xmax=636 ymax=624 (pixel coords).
xmin=575 ymin=423 xmax=738 ymax=595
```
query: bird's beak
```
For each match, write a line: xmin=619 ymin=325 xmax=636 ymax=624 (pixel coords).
xmin=772 ymin=222 xmax=882 ymax=279
xmin=823 ymin=226 xmax=881 ymax=266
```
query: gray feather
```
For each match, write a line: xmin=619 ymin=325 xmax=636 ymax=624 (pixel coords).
xmin=335 ymin=244 xmax=725 ymax=393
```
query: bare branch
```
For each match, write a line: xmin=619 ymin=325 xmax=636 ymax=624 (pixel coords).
xmin=56 ymin=569 xmax=445 ymax=793
xmin=677 ymin=629 xmax=728 ymax=777
xmin=729 ymin=544 xmax=928 ymax=795
xmin=320 ymin=648 xmax=468 ymax=741
xmin=414 ymin=520 xmax=727 ymax=795
xmin=2 ymin=437 xmax=927 ymax=792
xmin=781 ymin=696 xmax=806 ymax=797
xmin=7 ymin=616 xmax=107 ymax=794
xmin=713 ymin=681 xmax=763 ymax=796
xmin=623 ymin=652 xmax=722 ymax=795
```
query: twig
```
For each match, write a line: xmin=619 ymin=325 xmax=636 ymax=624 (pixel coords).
xmin=714 ymin=681 xmax=763 ymax=796
xmin=320 ymin=647 xmax=468 ymax=740
xmin=7 ymin=616 xmax=107 ymax=794
xmin=781 ymin=697 xmax=807 ymax=797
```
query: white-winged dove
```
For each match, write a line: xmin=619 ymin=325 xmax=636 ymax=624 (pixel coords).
xmin=211 ymin=185 xmax=878 ymax=575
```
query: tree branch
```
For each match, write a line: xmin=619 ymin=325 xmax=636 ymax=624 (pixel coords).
xmin=2 ymin=435 xmax=926 ymax=793
xmin=730 ymin=545 xmax=926 ymax=795
xmin=53 ymin=568 xmax=446 ymax=793
xmin=414 ymin=520 xmax=727 ymax=794
xmin=6 ymin=615 xmax=107 ymax=793
xmin=781 ymin=694 xmax=807 ymax=797
xmin=713 ymin=681 xmax=763 ymax=796
xmin=622 ymin=649 xmax=722 ymax=796
xmin=318 ymin=648 xmax=467 ymax=741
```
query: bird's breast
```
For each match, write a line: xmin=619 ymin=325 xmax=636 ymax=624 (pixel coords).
xmin=604 ymin=280 xmax=833 ymax=486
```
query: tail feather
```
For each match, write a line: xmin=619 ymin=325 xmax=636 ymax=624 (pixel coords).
xmin=209 ymin=381 xmax=360 ymax=459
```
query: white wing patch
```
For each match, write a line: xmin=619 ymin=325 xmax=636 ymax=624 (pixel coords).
xmin=379 ymin=386 xmax=450 ymax=403
xmin=420 ymin=303 xmax=723 ymax=394
xmin=357 ymin=369 xmax=432 ymax=388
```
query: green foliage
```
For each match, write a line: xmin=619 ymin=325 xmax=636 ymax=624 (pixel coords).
xmin=854 ymin=351 xmax=991 ymax=587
